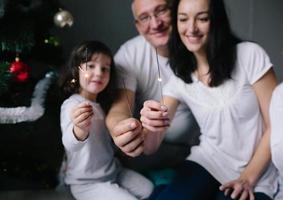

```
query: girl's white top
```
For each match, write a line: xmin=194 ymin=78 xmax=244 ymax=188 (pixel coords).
xmin=60 ymin=94 xmax=119 ymax=185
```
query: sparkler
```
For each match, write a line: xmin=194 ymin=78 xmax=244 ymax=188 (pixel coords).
xmin=78 ymin=48 xmax=90 ymax=99
xmin=78 ymin=47 xmax=103 ymax=119
xmin=78 ymin=48 xmax=90 ymax=79
xmin=122 ymin=78 xmax=133 ymax=117
xmin=155 ymin=48 xmax=164 ymax=105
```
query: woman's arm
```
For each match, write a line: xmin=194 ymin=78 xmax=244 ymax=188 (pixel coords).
xmin=140 ymin=96 xmax=179 ymax=154
xmin=243 ymin=68 xmax=277 ymax=186
xmin=220 ymin=68 xmax=278 ymax=200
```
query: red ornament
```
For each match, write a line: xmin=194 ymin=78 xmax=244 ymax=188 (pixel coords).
xmin=9 ymin=57 xmax=31 ymax=82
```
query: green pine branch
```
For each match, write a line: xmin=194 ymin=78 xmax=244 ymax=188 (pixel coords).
xmin=0 ymin=62 xmax=12 ymax=94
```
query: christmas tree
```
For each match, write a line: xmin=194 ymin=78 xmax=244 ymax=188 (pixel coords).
xmin=0 ymin=0 xmax=72 ymax=190
xmin=0 ymin=0 xmax=64 ymax=95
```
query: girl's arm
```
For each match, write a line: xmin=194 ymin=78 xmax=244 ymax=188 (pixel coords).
xmin=220 ymin=68 xmax=277 ymax=200
xmin=71 ymin=102 xmax=93 ymax=141
xmin=140 ymin=96 xmax=179 ymax=154
xmin=61 ymin=101 xmax=93 ymax=152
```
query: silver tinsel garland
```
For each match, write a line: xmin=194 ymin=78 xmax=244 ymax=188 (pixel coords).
xmin=0 ymin=71 xmax=55 ymax=124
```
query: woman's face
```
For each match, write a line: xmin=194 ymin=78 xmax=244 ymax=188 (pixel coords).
xmin=177 ymin=0 xmax=210 ymax=55
xmin=79 ymin=53 xmax=111 ymax=100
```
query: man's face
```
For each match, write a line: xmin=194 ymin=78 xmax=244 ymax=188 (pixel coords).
xmin=132 ymin=0 xmax=171 ymax=49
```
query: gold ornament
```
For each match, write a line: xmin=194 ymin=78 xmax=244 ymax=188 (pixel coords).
xmin=54 ymin=9 xmax=74 ymax=28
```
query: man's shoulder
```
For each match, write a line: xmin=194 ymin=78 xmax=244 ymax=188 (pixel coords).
xmin=115 ymin=35 xmax=153 ymax=63
xmin=118 ymin=35 xmax=149 ymax=50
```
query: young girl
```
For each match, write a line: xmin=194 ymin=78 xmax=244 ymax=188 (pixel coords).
xmin=59 ymin=41 xmax=153 ymax=200
xmin=139 ymin=0 xmax=279 ymax=199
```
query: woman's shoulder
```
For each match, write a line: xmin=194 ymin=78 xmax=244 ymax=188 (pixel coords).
xmin=236 ymin=41 xmax=270 ymax=64
xmin=235 ymin=41 xmax=272 ymax=84
xmin=236 ymin=41 xmax=264 ymax=52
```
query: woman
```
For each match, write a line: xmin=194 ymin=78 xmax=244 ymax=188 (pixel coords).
xmin=140 ymin=0 xmax=278 ymax=199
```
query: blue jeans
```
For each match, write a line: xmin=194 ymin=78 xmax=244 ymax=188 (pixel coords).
xmin=148 ymin=161 xmax=271 ymax=200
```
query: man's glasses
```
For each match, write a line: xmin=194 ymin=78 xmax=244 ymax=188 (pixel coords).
xmin=135 ymin=5 xmax=170 ymax=27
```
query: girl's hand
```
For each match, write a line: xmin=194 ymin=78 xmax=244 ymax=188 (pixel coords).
xmin=71 ymin=102 xmax=93 ymax=140
xmin=140 ymin=100 xmax=170 ymax=133
xmin=220 ymin=176 xmax=255 ymax=200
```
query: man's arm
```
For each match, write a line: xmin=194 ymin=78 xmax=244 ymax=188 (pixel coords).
xmin=106 ymin=89 xmax=144 ymax=157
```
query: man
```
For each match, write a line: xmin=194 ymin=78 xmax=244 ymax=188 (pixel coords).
xmin=106 ymin=0 xmax=199 ymax=170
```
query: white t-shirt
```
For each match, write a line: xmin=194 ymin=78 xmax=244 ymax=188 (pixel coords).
xmin=270 ymin=83 xmax=283 ymax=175
xmin=60 ymin=94 xmax=119 ymax=185
xmin=115 ymin=35 xmax=199 ymax=144
xmin=164 ymin=42 xmax=278 ymax=198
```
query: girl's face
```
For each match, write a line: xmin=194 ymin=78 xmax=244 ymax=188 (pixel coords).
xmin=177 ymin=0 xmax=210 ymax=56
xmin=79 ymin=53 xmax=111 ymax=100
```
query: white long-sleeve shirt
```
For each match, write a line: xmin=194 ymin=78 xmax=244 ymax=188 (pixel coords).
xmin=60 ymin=94 xmax=119 ymax=185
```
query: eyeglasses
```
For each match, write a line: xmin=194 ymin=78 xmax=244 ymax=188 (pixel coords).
xmin=135 ymin=5 xmax=170 ymax=26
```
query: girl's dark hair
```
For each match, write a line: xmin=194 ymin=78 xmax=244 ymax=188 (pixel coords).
xmin=59 ymin=40 xmax=118 ymax=113
xmin=168 ymin=0 xmax=241 ymax=87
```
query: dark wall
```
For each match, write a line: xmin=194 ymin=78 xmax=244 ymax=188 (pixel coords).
xmin=56 ymin=0 xmax=283 ymax=80
xmin=55 ymin=0 xmax=137 ymax=57
xmin=226 ymin=0 xmax=283 ymax=81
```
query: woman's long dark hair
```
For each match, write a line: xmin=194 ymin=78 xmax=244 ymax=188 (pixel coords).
xmin=59 ymin=41 xmax=118 ymax=113
xmin=169 ymin=0 xmax=241 ymax=87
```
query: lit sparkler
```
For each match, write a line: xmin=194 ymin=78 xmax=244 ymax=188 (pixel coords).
xmin=122 ymin=78 xmax=133 ymax=117
xmin=155 ymin=48 xmax=164 ymax=105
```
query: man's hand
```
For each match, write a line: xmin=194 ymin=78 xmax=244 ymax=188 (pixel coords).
xmin=111 ymin=118 xmax=144 ymax=157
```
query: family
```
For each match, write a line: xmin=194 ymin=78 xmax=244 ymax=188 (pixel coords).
xmin=59 ymin=0 xmax=283 ymax=199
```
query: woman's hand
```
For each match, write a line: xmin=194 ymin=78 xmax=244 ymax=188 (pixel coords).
xmin=220 ymin=176 xmax=255 ymax=200
xmin=71 ymin=102 xmax=93 ymax=141
xmin=140 ymin=100 xmax=170 ymax=133
xmin=139 ymin=97 xmax=179 ymax=154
